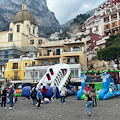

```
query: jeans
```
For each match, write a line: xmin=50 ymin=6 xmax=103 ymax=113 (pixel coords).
xmin=61 ymin=96 xmax=65 ymax=103
xmin=9 ymin=97 xmax=14 ymax=107
xmin=53 ymin=92 xmax=56 ymax=99
xmin=87 ymin=101 xmax=93 ymax=114
xmin=33 ymin=99 xmax=36 ymax=106
xmin=1 ymin=97 xmax=6 ymax=107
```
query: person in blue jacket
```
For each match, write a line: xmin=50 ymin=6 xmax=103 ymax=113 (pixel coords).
xmin=37 ymin=88 xmax=42 ymax=109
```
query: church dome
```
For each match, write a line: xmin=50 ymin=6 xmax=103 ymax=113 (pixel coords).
xmin=13 ymin=10 xmax=36 ymax=25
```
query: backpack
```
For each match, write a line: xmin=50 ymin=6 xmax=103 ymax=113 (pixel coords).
xmin=31 ymin=90 xmax=37 ymax=99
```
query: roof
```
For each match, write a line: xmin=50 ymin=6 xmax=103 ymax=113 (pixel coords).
xmin=13 ymin=10 xmax=36 ymax=25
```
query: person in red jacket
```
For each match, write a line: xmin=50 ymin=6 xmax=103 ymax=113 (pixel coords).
xmin=41 ymin=86 xmax=47 ymax=100
xmin=84 ymin=84 xmax=90 ymax=92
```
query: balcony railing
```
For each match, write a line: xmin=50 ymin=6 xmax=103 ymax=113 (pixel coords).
xmin=71 ymin=49 xmax=81 ymax=52
xmin=111 ymin=18 xmax=117 ymax=22
xmin=11 ymin=76 xmax=20 ymax=80
xmin=67 ymin=62 xmax=79 ymax=64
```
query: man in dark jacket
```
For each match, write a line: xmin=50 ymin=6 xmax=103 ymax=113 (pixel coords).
xmin=9 ymin=86 xmax=14 ymax=109
xmin=1 ymin=87 xmax=7 ymax=109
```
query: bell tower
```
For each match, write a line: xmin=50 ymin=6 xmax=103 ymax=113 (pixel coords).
xmin=22 ymin=0 xmax=28 ymax=10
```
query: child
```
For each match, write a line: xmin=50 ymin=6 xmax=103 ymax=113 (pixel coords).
xmin=15 ymin=96 xmax=17 ymax=103
xmin=96 ymin=89 xmax=101 ymax=94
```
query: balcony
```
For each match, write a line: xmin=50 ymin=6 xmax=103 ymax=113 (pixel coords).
xmin=11 ymin=76 xmax=20 ymax=80
xmin=111 ymin=18 xmax=117 ymax=22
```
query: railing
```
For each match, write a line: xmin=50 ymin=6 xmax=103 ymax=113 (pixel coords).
xmin=71 ymin=49 xmax=81 ymax=52
xmin=11 ymin=76 xmax=20 ymax=80
xmin=67 ymin=62 xmax=79 ymax=64
xmin=111 ymin=18 xmax=117 ymax=22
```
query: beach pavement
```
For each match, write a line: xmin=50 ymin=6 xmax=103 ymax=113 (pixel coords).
xmin=0 ymin=96 xmax=120 ymax=120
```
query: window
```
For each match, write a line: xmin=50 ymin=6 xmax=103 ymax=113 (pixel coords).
xmin=67 ymin=58 xmax=79 ymax=64
xmin=106 ymin=25 xmax=109 ymax=29
xmin=38 ymin=39 xmax=42 ymax=44
xmin=96 ymin=26 xmax=98 ymax=31
xmin=56 ymin=48 xmax=60 ymax=55
xmin=29 ymin=28 xmax=30 ymax=34
xmin=33 ymin=27 xmax=35 ymax=34
xmin=32 ymin=61 xmax=35 ymax=66
xmin=71 ymin=69 xmax=79 ymax=78
xmin=25 ymin=63 xmax=28 ymax=67
xmin=30 ymin=40 xmax=34 ymax=44
xmin=8 ymin=33 xmax=13 ymax=42
xmin=13 ymin=63 xmax=18 ymax=69
xmin=4 ymin=51 xmax=8 ymax=58
xmin=42 ymin=61 xmax=49 ymax=65
xmin=30 ymin=54 xmax=34 ymax=58
xmin=17 ymin=25 xmax=20 ymax=32
xmin=47 ymin=49 xmax=52 ymax=55
xmin=53 ymin=60 xmax=59 ymax=65
xmin=73 ymin=46 xmax=80 ymax=52
xmin=90 ymin=28 xmax=92 ymax=34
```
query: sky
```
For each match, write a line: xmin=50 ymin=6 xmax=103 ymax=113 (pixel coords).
xmin=46 ymin=0 xmax=105 ymax=25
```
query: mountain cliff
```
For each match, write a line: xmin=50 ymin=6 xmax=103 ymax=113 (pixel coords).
xmin=62 ymin=8 xmax=96 ymax=34
xmin=0 ymin=0 xmax=60 ymax=35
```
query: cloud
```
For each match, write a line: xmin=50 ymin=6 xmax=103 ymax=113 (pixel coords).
xmin=46 ymin=0 xmax=105 ymax=24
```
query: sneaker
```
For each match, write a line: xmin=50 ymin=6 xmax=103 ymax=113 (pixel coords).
xmin=63 ymin=102 xmax=66 ymax=104
xmin=4 ymin=107 xmax=7 ymax=109
xmin=1 ymin=107 xmax=2 ymax=109
xmin=9 ymin=107 xmax=12 ymax=109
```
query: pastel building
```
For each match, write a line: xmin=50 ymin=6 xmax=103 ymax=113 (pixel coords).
xmin=25 ymin=38 xmax=87 ymax=81
xmin=4 ymin=56 xmax=36 ymax=81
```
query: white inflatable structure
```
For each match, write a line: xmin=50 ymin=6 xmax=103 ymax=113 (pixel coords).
xmin=37 ymin=63 xmax=71 ymax=91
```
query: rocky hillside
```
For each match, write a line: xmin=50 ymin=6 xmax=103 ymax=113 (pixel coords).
xmin=63 ymin=8 xmax=96 ymax=34
xmin=0 ymin=0 xmax=60 ymax=35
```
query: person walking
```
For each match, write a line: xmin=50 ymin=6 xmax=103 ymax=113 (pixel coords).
xmin=60 ymin=85 xmax=67 ymax=104
xmin=9 ymin=86 xmax=14 ymax=109
xmin=37 ymin=88 xmax=42 ymax=109
xmin=1 ymin=87 xmax=7 ymax=109
xmin=31 ymin=87 xmax=37 ymax=106
xmin=85 ymin=91 xmax=94 ymax=116
xmin=52 ymin=83 xmax=57 ymax=100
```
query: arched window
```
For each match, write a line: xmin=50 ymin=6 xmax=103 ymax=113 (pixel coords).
xmin=42 ymin=61 xmax=50 ymax=65
xmin=72 ymin=46 xmax=80 ymax=52
xmin=33 ymin=27 xmax=35 ymax=34
xmin=17 ymin=25 xmax=20 ymax=32
xmin=53 ymin=60 xmax=59 ymax=65
xmin=4 ymin=51 xmax=8 ymax=58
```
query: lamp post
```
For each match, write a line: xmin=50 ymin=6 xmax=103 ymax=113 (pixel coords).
xmin=30 ymin=69 xmax=38 ymax=83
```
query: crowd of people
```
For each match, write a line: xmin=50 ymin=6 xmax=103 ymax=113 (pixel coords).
xmin=0 ymin=82 xmax=103 ymax=117
xmin=30 ymin=83 xmax=69 ymax=108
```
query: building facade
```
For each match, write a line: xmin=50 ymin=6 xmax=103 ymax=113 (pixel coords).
xmin=4 ymin=56 xmax=36 ymax=81
xmin=25 ymin=38 xmax=87 ymax=81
